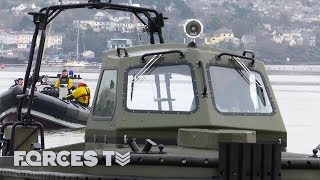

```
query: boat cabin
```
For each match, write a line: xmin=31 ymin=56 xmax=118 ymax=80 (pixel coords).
xmin=85 ymin=43 xmax=287 ymax=149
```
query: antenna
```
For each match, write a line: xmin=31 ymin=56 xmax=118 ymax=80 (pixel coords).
xmin=76 ymin=26 xmax=79 ymax=61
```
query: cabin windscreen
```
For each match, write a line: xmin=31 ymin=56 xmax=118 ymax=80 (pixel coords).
xmin=126 ymin=64 xmax=196 ymax=112
xmin=93 ymin=70 xmax=117 ymax=119
xmin=209 ymin=66 xmax=273 ymax=114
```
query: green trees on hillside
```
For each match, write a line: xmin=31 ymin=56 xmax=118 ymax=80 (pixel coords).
xmin=13 ymin=16 xmax=33 ymax=31
xmin=116 ymin=0 xmax=193 ymax=18
xmin=207 ymin=15 xmax=223 ymax=31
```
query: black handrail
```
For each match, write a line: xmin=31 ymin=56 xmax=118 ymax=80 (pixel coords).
xmin=242 ymin=50 xmax=255 ymax=59
xmin=141 ymin=50 xmax=185 ymax=63
xmin=8 ymin=121 xmax=44 ymax=156
xmin=17 ymin=25 xmax=40 ymax=121
xmin=13 ymin=126 xmax=40 ymax=151
xmin=215 ymin=52 xmax=255 ymax=66
xmin=38 ymin=2 xmax=165 ymax=45
xmin=16 ymin=1 xmax=167 ymax=125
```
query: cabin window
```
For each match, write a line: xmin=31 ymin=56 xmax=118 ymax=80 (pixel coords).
xmin=93 ymin=69 xmax=117 ymax=119
xmin=209 ymin=66 xmax=273 ymax=114
xmin=126 ymin=64 xmax=196 ymax=112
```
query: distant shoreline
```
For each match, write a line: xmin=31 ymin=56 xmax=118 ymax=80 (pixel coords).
xmin=1 ymin=64 xmax=320 ymax=75
xmin=266 ymin=65 xmax=320 ymax=75
xmin=0 ymin=64 xmax=101 ymax=73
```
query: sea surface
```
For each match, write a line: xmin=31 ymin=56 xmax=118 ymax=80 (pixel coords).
xmin=0 ymin=66 xmax=319 ymax=155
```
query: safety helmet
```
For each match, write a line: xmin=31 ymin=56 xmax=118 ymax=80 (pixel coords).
xmin=78 ymin=79 xmax=87 ymax=86
xmin=69 ymin=70 xmax=74 ymax=76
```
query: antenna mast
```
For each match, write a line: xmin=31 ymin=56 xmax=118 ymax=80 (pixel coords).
xmin=76 ymin=26 xmax=79 ymax=61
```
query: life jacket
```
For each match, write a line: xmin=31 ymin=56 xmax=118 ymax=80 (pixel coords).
xmin=75 ymin=86 xmax=90 ymax=107
xmin=59 ymin=77 xmax=70 ymax=85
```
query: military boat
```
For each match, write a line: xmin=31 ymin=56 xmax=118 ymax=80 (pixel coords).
xmin=0 ymin=74 xmax=89 ymax=129
xmin=0 ymin=1 xmax=319 ymax=179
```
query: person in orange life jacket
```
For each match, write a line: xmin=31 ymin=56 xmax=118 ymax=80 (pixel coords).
xmin=54 ymin=69 xmax=73 ymax=90
xmin=62 ymin=79 xmax=91 ymax=107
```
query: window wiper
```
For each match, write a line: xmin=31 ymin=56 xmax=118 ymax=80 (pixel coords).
xmin=232 ymin=57 xmax=263 ymax=87
xmin=130 ymin=73 xmax=135 ymax=101
xmin=132 ymin=54 xmax=162 ymax=83
xmin=130 ymin=55 xmax=162 ymax=101
xmin=256 ymin=83 xmax=266 ymax=106
xmin=236 ymin=68 xmax=249 ymax=84
xmin=233 ymin=57 xmax=266 ymax=106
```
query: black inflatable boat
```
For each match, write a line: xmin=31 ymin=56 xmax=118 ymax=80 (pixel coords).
xmin=0 ymin=86 xmax=89 ymax=129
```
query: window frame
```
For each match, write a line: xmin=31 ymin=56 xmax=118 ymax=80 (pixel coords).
xmin=206 ymin=63 xmax=276 ymax=116
xmin=92 ymin=68 xmax=118 ymax=121
xmin=123 ymin=61 xmax=199 ymax=114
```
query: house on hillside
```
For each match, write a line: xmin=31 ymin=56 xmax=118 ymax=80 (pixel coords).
xmin=0 ymin=30 xmax=62 ymax=49
xmin=11 ymin=4 xmax=26 ymax=12
xmin=74 ymin=11 xmax=143 ymax=33
xmin=17 ymin=44 xmax=28 ymax=50
xmin=165 ymin=3 xmax=175 ymax=12
xmin=204 ymin=27 xmax=234 ymax=45
xmin=11 ymin=3 xmax=39 ymax=15
xmin=272 ymin=34 xmax=283 ymax=44
xmin=115 ymin=19 xmax=134 ymax=33
xmin=94 ymin=12 xmax=106 ymax=20
xmin=301 ymin=30 xmax=316 ymax=47
xmin=282 ymin=31 xmax=303 ymax=46
xmin=73 ymin=20 xmax=97 ymax=30
xmin=241 ymin=35 xmax=256 ymax=49
xmin=270 ymin=28 xmax=316 ymax=47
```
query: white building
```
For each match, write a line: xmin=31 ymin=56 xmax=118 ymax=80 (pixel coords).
xmin=0 ymin=31 xmax=62 ymax=48
xmin=107 ymin=39 xmax=133 ymax=49
xmin=17 ymin=44 xmax=28 ymax=49
xmin=272 ymin=30 xmax=304 ymax=46
xmin=241 ymin=35 xmax=256 ymax=49
xmin=45 ymin=35 xmax=63 ymax=48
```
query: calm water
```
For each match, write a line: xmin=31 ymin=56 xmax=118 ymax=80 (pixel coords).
xmin=0 ymin=67 xmax=319 ymax=154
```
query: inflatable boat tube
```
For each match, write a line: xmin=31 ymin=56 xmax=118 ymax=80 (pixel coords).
xmin=0 ymin=86 xmax=89 ymax=129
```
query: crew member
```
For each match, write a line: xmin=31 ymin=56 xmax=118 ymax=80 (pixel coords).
xmin=62 ymin=79 xmax=90 ymax=107
xmin=54 ymin=69 xmax=73 ymax=90
xmin=9 ymin=78 xmax=24 ymax=90
xmin=17 ymin=78 xmax=24 ymax=86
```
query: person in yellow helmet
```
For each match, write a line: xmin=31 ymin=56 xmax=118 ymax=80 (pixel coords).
xmin=62 ymin=79 xmax=90 ymax=107
xmin=54 ymin=69 xmax=73 ymax=90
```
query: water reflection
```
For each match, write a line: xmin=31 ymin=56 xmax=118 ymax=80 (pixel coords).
xmin=44 ymin=129 xmax=85 ymax=149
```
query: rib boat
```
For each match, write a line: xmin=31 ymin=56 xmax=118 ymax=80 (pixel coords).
xmin=0 ymin=75 xmax=89 ymax=129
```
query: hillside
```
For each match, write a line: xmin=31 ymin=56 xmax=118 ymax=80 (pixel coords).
xmin=0 ymin=0 xmax=319 ymax=64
